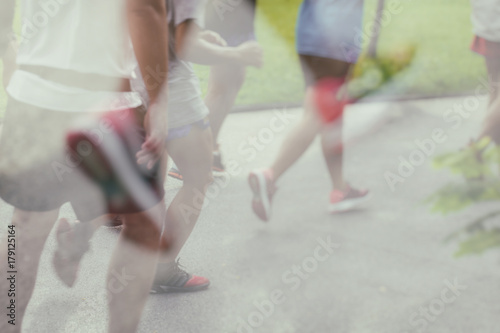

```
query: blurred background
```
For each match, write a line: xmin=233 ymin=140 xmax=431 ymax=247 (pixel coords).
xmin=0 ymin=0 xmax=486 ymax=115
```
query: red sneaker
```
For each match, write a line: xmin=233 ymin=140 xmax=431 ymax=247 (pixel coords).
xmin=248 ymin=169 xmax=276 ymax=222
xmin=150 ymin=260 xmax=210 ymax=293
xmin=329 ymin=185 xmax=370 ymax=213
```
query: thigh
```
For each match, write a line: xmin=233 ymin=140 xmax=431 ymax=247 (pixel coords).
xmin=166 ymin=122 xmax=213 ymax=186
xmin=299 ymin=54 xmax=352 ymax=87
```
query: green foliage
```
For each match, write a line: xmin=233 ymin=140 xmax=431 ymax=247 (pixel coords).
xmin=0 ymin=0 xmax=486 ymax=118
xmin=455 ymin=229 xmax=500 ymax=257
xmin=427 ymin=138 xmax=500 ymax=257
xmin=348 ymin=45 xmax=416 ymax=99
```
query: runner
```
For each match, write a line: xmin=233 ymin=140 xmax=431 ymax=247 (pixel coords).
xmin=167 ymin=0 xmax=262 ymax=179
xmin=471 ymin=0 xmax=500 ymax=143
xmin=0 ymin=0 xmax=170 ymax=332
xmin=52 ymin=0 xmax=263 ymax=294
xmin=249 ymin=0 xmax=369 ymax=221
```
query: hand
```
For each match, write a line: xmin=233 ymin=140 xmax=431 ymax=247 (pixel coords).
xmin=235 ymin=41 xmax=263 ymax=68
xmin=136 ymin=102 xmax=168 ymax=170
xmin=199 ymin=30 xmax=227 ymax=47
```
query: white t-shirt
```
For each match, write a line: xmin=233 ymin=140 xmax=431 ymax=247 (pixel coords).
xmin=7 ymin=0 xmax=142 ymax=112
xmin=471 ymin=0 xmax=500 ymax=42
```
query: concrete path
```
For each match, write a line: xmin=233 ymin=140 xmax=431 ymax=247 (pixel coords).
xmin=0 ymin=95 xmax=499 ymax=333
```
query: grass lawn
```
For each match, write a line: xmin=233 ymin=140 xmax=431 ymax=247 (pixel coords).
xmin=0 ymin=0 xmax=485 ymax=117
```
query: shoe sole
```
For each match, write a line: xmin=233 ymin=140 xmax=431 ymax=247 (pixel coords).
xmin=248 ymin=172 xmax=271 ymax=222
xmin=212 ymin=167 xmax=226 ymax=177
xmin=328 ymin=194 xmax=370 ymax=213
xmin=168 ymin=170 xmax=183 ymax=181
xmin=150 ymin=282 xmax=210 ymax=294
xmin=68 ymin=115 xmax=160 ymax=213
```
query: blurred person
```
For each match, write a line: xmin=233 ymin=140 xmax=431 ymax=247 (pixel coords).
xmin=0 ymin=0 xmax=170 ymax=332
xmin=149 ymin=0 xmax=263 ymax=292
xmin=166 ymin=0 xmax=262 ymax=179
xmin=471 ymin=0 xmax=500 ymax=144
xmin=53 ymin=0 xmax=263 ymax=294
xmin=248 ymin=0 xmax=369 ymax=221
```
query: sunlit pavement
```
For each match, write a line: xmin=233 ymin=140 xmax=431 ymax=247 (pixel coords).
xmin=1 ymin=95 xmax=499 ymax=333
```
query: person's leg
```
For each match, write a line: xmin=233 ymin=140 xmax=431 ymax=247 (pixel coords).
xmin=320 ymin=116 xmax=347 ymax=191
xmin=486 ymin=56 xmax=500 ymax=107
xmin=272 ymin=55 xmax=351 ymax=182
xmin=0 ymin=208 xmax=59 ymax=333
xmin=149 ymin=123 xmax=213 ymax=293
xmin=107 ymin=204 xmax=164 ymax=333
xmin=162 ymin=124 xmax=213 ymax=261
xmin=249 ymin=55 xmax=366 ymax=220
xmin=205 ymin=64 xmax=246 ymax=150
xmin=481 ymin=56 xmax=500 ymax=143
xmin=270 ymin=96 xmax=322 ymax=180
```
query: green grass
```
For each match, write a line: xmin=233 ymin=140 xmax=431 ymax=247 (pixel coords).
xmin=195 ymin=0 xmax=484 ymax=106
xmin=0 ymin=0 xmax=486 ymax=117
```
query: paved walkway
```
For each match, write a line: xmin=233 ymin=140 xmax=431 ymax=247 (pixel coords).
xmin=0 ymin=96 xmax=499 ymax=333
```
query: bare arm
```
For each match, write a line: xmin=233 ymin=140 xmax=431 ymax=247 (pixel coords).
xmin=127 ymin=0 xmax=169 ymax=168
xmin=175 ymin=21 xmax=263 ymax=68
xmin=127 ymin=0 xmax=169 ymax=104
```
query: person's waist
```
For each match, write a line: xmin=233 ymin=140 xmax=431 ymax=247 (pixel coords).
xmin=19 ymin=65 xmax=131 ymax=92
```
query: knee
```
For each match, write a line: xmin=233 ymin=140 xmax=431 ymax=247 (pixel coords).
xmin=184 ymin=168 xmax=213 ymax=191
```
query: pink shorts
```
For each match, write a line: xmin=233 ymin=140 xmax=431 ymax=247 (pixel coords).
xmin=471 ymin=36 xmax=500 ymax=58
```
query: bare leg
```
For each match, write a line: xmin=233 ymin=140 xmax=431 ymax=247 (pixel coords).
xmin=107 ymin=204 xmax=164 ymax=333
xmin=159 ymin=125 xmax=213 ymax=262
xmin=321 ymin=115 xmax=347 ymax=191
xmin=271 ymin=90 xmax=322 ymax=181
xmin=205 ymin=64 xmax=246 ymax=148
xmin=486 ymin=56 xmax=500 ymax=107
xmin=0 ymin=208 xmax=59 ymax=333
xmin=271 ymin=55 xmax=351 ymax=185
xmin=481 ymin=57 xmax=500 ymax=143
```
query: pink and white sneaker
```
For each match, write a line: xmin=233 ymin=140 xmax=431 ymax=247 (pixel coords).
xmin=329 ymin=185 xmax=370 ymax=213
xmin=248 ymin=169 xmax=276 ymax=222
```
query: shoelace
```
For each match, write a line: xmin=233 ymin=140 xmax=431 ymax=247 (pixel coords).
xmin=171 ymin=259 xmax=189 ymax=279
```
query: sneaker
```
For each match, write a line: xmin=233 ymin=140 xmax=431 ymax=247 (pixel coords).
xmin=150 ymin=259 xmax=210 ymax=294
xmin=212 ymin=151 xmax=225 ymax=174
xmin=248 ymin=169 xmax=276 ymax=222
xmin=66 ymin=109 xmax=163 ymax=214
xmin=329 ymin=185 xmax=370 ymax=213
xmin=168 ymin=166 xmax=183 ymax=181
